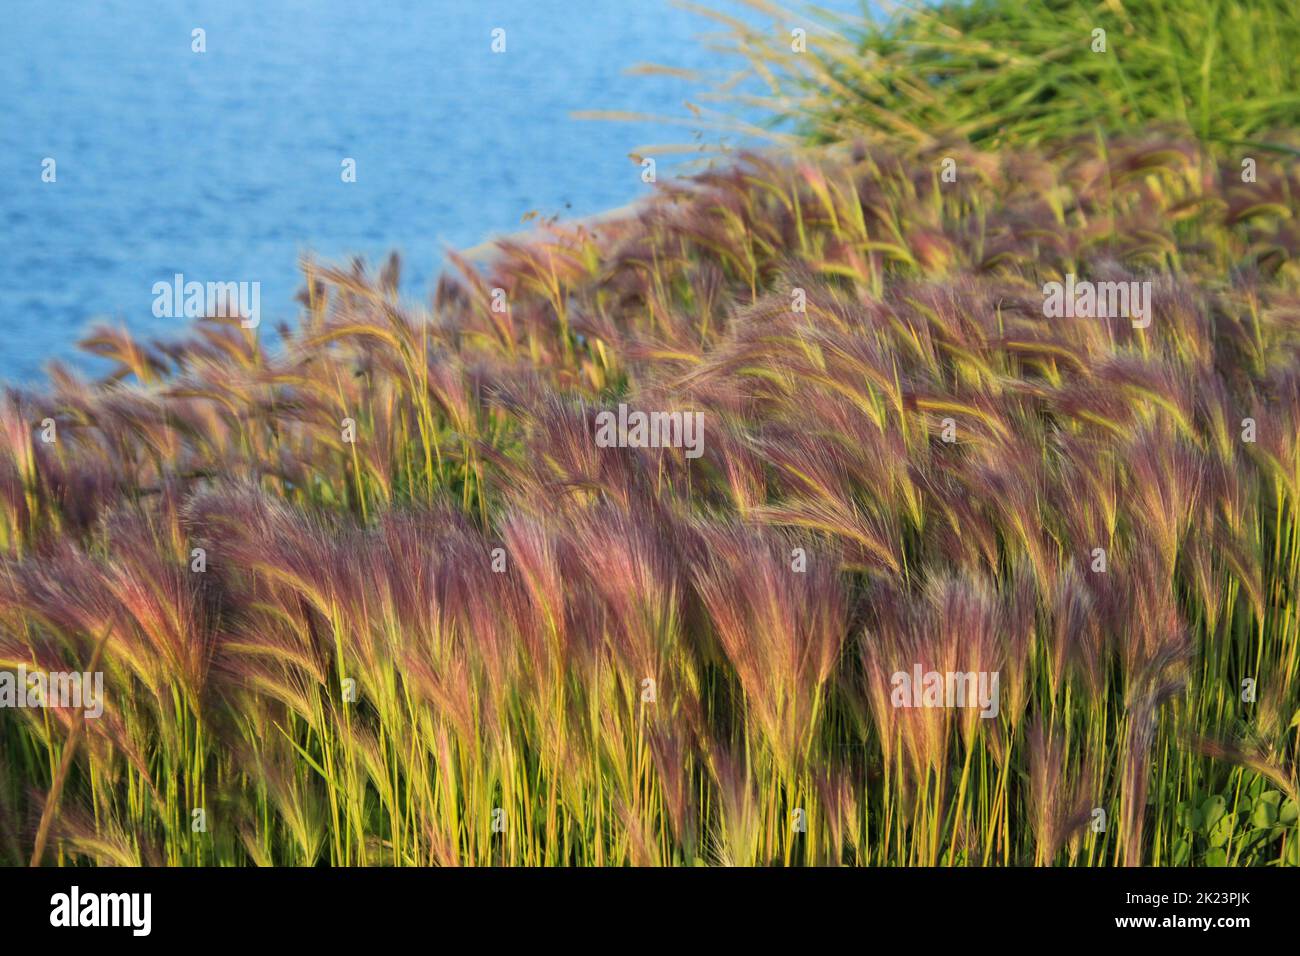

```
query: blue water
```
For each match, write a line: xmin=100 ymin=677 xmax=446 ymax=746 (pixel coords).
xmin=0 ymin=0 xmax=867 ymax=384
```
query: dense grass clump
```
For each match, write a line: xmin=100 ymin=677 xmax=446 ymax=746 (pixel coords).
xmin=693 ymin=0 xmax=1300 ymax=153
xmin=1 ymin=133 xmax=1298 ymax=866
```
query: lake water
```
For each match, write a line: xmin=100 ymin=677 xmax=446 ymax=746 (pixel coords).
xmin=0 ymin=0 xmax=867 ymax=383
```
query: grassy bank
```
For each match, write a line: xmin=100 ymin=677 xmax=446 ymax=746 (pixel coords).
xmin=683 ymin=0 xmax=1300 ymax=154
xmin=1 ymin=130 xmax=1298 ymax=865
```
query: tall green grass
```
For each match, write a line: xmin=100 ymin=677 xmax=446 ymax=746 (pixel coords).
xmin=667 ymin=0 xmax=1300 ymax=154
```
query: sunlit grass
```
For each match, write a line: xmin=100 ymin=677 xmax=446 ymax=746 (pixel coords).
xmin=1 ymin=131 xmax=1298 ymax=866
xmin=654 ymin=0 xmax=1300 ymax=157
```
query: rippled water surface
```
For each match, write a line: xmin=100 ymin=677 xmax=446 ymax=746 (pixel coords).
xmin=0 ymin=0 xmax=864 ymax=382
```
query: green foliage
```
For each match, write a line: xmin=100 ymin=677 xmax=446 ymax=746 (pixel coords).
xmin=698 ymin=0 xmax=1300 ymax=154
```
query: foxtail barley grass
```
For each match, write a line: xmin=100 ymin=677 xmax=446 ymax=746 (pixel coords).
xmin=1 ymin=132 xmax=1298 ymax=866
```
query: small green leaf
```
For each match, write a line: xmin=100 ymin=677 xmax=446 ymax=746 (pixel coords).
xmin=1177 ymin=802 xmax=1203 ymax=831
xmin=1172 ymin=838 xmax=1191 ymax=865
xmin=1205 ymin=847 xmax=1228 ymax=866
xmin=1202 ymin=795 xmax=1227 ymax=828
xmin=1249 ymin=793 xmax=1280 ymax=827
xmin=1208 ymin=811 xmax=1235 ymax=848
xmin=1280 ymin=799 xmax=1298 ymax=825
